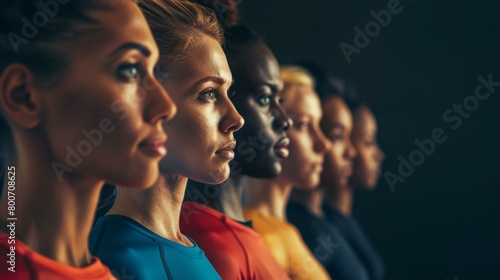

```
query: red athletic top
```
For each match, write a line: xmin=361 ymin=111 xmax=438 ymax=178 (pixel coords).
xmin=180 ymin=202 xmax=289 ymax=280
xmin=0 ymin=232 xmax=116 ymax=280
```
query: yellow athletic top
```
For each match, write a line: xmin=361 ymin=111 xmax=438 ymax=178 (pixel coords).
xmin=244 ymin=209 xmax=331 ymax=280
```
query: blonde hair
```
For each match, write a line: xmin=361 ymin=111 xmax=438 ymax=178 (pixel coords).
xmin=280 ymin=65 xmax=316 ymax=105
xmin=138 ymin=0 xmax=223 ymax=75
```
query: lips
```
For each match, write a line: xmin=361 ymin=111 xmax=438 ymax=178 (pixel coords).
xmin=216 ymin=141 xmax=236 ymax=160
xmin=342 ymin=164 xmax=353 ymax=177
xmin=274 ymin=137 xmax=290 ymax=159
xmin=138 ymin=138 xmax=167 ymax=157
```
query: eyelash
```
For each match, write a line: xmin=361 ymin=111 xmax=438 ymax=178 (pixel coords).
xmin=199 ymin=88 xmax=218 ymax=101
xmin=295 ymin=121 xmax=311 ymax=131
xmin=329 ymin=134 xmax=343 ymax=142
xmin=117 ymin=63 xmax=142 ymax=82
xmin=257 ymin=95 xmax=271 ymax=106
xmin=366 ymin=140 xmax=377 ymax=146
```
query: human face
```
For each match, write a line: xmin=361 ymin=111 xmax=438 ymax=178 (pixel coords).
xmin=350 ymin=106 xmax=385 ymax=189
xmin=320 ymin=97 xmax=356 ymax=189
xmin=279 ymin=86 xmax=331 ymax=189
xmin=228 ymin=43 xmax=292 ymax=178
xmin=159 ymin=35 xmax=244 ymax=183
xmin=38 ymin=1 xmax=176 ymax=188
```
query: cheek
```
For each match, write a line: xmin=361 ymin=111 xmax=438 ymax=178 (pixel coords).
xmin=164 ymin=106 xmax=220 ymax=169
xmin=327 ymin=145 xmax=343 ymax=169
xmin=44 ymin=84 xmax=123 ymax=155
xmin=360 ymin=149 xmax=378 ymax=173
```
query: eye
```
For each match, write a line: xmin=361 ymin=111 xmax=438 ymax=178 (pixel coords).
xmin=329 ymin=134 xmax=343 ymax=142
xmin=257 ymin=95 xmax=271 ymax=106
xmin=117 ymin=63 xmax=141 ymax=82
xmin=366 ymin=139 xmax=378 ymax=147
xmin=295 ymin=121 xmax=311 ymax=131
xmin=199 ymin=88 xmax=217 ymax=101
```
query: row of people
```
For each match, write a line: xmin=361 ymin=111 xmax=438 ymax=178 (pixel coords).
xmin=0 ymin=0 xmax=384 ymax=279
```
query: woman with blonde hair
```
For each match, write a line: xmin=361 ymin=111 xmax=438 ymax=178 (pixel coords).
xmin=288 ymin=62 xmax=384 ymax=280
xmin=243 ymin=66 xmax=332 ymax=279
xmin=179 ymin=6 xmax=291 ymax=277
xmin=90 ymin=0 xmax=243 ymax=279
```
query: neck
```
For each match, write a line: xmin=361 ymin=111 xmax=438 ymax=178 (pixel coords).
xmin=0 ymin=140 xmax=101 ymax=267
xmin=215 ymin=175 xmax=246 ymax=221
xmin=109 ymin=174 xmax=190 ymax=245
xmin=324 ymin=184 xmax=353 ymax=216
xmin=290 ymin=187 xmax=326 ymax=217
xmin=187 ymin=175 xmax=246 ymax=221
xmin=245 ymin=177 xmax=292 ymax=220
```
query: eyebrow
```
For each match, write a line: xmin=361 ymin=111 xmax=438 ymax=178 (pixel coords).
xmin=110 ymin=42 xmax=151 ymax=57
xmin=326 ymin=123 xmax=345 ymax=131
xmin=263 ymin=82 xmax=279 ymax=93
xmin=194 ymin=76 xmax=233 ymax=87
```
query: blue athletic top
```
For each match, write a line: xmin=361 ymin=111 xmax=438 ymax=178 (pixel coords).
xmin=287 ymin=202 xmax=370 ymax=280
xmin=323 ymin=204 xmax=385 ymax=280
xmin=89 ymin=215 xmax=221 ymax=280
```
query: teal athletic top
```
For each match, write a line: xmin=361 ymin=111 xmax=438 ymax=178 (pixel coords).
xmin=89 ymin=215 xmax=221 ymax=280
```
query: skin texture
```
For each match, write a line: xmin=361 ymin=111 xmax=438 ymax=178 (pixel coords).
xmin=0 ymin=0 xmax=174 ymax=267
xmin=280 ymin=85 xmax=331 ymax=189
xmin=320 ymin=96 xmax=357 ymax=190
xmin=109 ymin=34 xmax=244 ymax=248
xmin=186 ymin=42 xmax=292 ymax=221
xmin=228 ymin=43 xmax=292 ymax=179
xmin=350 ymin=106 xmax=385 ymax=189
xmin=33 ymin=2 xmax=176 ymax=188
xmin=160 ymin=35 xmax=244 ymax=184
xmin=245 ymin=83 xmax=331 ymax=220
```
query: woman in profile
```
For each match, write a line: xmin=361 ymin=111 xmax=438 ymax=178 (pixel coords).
xmin=289 ymin=62 xmax=385 ymax=280
xmin=0 ymin=0 xmax=176 ymax=279
xmin=90 ymin=0 xmax=243 ymax=279
xmin=243 ymin=66 xmax=332 ymax=279
xmin=321 ymin=77 xmax=386 ymax=280
xmin=178 ymin=2 xmax=291 ymax=278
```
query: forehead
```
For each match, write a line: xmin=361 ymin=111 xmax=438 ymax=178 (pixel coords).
xmin=286 ymin=87 xmax=322 ymax=118
xmin=230 ymin=43 xmax=283 ymax=91
xmin=354 ymin=106 xmax=377 ymax=132
xmin=67 ymin=1 xmax=156 ymax=59
xmin=173 ymin=35 xmax=231 ymax=80
xmin=322 ymin=96 xmax=353 ymax=127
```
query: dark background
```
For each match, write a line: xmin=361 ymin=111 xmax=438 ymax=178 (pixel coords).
xmin=239 ymin=0 xmax=500 ymax=279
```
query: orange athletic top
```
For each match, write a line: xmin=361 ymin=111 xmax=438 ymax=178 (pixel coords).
xmin=0 ymin=232 xmax=116 ymax=280
xmin=180 ymin=202 xmax=289 ymax=280
xmin=243 ymin=209 xmax=331 ymax=280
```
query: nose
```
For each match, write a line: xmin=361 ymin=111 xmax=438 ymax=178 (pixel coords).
xmin=377 ymin=146 xmax=385 ymax=162
xmin=345 ymin=138 xmax=357 ymax=160
xmin=220 ymin=97 xmax=245 ymax=133
xmin=143 ymin=75 xmax=177 ymax=124
xmin=271 ymin=101 xmax=292 ymax=132
xmin=313 ymin=126 xmax=332 ymax=155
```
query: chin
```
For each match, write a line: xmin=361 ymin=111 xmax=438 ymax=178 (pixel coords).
xmin=115 ymin=169 xmax=158 ymax=189
xmin=239 ymin=159 xmax=281 ymax=179
xmin=193 ymin=167 xmax=230 ymax=184
xmin=294 ymin=180 xmax=318 ymax=190
xmin=364 ymin=179 xmax=378 ymax=190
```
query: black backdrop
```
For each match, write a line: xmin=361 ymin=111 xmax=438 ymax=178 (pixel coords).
xmin=239 ymin=0 xmax=500 ymax=279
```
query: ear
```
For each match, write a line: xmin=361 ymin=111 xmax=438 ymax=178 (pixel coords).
xmin=0 ymin=64 xmax=42 ymax=129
